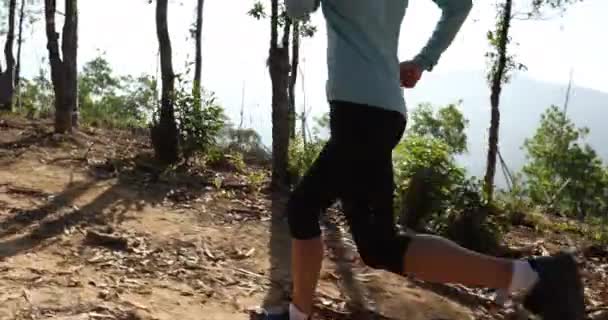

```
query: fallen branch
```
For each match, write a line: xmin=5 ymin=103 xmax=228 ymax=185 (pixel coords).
xmin=1 ymin=184 xmax=48 ymax=197
xmin=590 ymin=310 xmax=608 ymax=320
xmin=84 ymin=230 xmax=129 ymax=251
xmin=232 ymin=266 xmax=265 ymax=279
xmin=0 ymin=119 xmax=27 ymax=130
xmin=88 ymin=313 xmax=117 ymax=319
xmin=49 ymin=142 xmax=95 ymax=163
xmin=119 ymin=297 xmax=150 ymax=311
xmin=588 ymin=306 xmax=608 ymax=314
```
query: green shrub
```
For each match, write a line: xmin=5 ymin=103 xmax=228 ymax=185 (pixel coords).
xmin=174 ymin=85 xmax=226 ymax=161
xmin=523 ymin=106 xmax=608 ymax=218
xmin=586 ymin=216 xmax=608 ymax=246
xmin=443 ymin=206 xmax=504 ymax=255
xmin=15 ymin=71 xmax=54 ymax=119
xmin=219 ymin=127 xmax=270 ymax=164
xmin=288 ymin=135 xmax=325 ymax=182
xmin=247 ymin=170 xmax=268 ymax=193
xmin=393 ymin=135 xmax=467 ymax=231
xmin=78 ymin=55 xmax=156 ymax=129
xmin=287 ymin=112 xmax=329 ymax=184
xmin=205 ymin=147 xmax=247 ymax=173
xmin=392 ymin=134 xmax=503 ymax=253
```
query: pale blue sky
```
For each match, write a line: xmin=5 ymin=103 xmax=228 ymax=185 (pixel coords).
xmin=15 ymin=0 xmax=608 ymax=139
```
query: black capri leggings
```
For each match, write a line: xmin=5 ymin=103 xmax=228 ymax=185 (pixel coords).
xmin=286 ymin=100 xmax=412 ymax=274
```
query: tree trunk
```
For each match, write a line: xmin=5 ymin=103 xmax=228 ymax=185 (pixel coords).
xmin=268 ymin=0 xmax=291 ymax=191
xmin=14 ymin=0 xmax=26 ymax=108
xmin=45 ymin=0 xmax=69 ymax=132
xmin=288 ymin=22 xmax=299 ymax=139
xmin=63 ymin=0 xmax=78 ymax=128
xmin=0 ymin=0 xmax=17 ymax=111
xmin=151 ymin=0 xmax=179 ymax=164
xmin=301 ymin=111 xmax=307 ymax=146
xmin=484 ymin=0 xmax=512 ymax=202
xmin=193 ymin=0 xmax=204 ymax=99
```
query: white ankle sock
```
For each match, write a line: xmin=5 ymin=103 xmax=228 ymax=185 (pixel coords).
xmin=289 ymin=303 xmax=309 ymax=320
xmin=509 ymin=260 xmax=540 ymax=293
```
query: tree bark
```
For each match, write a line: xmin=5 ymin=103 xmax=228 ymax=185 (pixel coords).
xmin=44 ymin=0 xmax=77 ymax=133
xmin=268 ymin=0 xmax=291 ymax=191
xmin=63 ymin=0 xmax=78 ymax=128
xmin=484 ymin=0 xmax=512 ymax=202
xmin=301 ymin=111 xmax=307 ymax=146
xmin=0 ymin=0 xmax=17 ymax=111
xmin=15 ymin=0 xmax=26 ymax=108
xmin=151 ymin=0 xmax=179 ymax=164
xmin=288 ymin=22 xmax=299 ymax=139
xmin=193 ymin=0 xmax=204 ymax=99
xmin=45 ymin=0 xmax=68 ymax=132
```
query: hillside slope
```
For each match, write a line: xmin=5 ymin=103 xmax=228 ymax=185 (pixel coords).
xmin=0 ymin=115 xmax=606 ymax=319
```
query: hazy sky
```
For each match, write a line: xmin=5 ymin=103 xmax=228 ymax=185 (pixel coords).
xmin=15 ymin=0 xmax=608 ymax=141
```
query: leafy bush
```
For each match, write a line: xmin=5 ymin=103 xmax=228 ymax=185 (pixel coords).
xmin=442 ymin=204 xmax=504 ymax=255
xmin=392 ymin=102 xmax=507 ymax=253
xmin=409 ymin=101 xmax=469 ymax=154
xmin=523 ymin=105 xmax=608 ymax=218
xmin=586 ymin=216 xmax=608 ymax=246
xmin=78 ymin=55 xmax=157 ymax=129
xmin=16 ymin=68 xmax=54 ymax=119
xmin=247 ymin=170 xmax=268 ymax=193
xmin=288 ymin=135 xmax=324 ymax=182
xmin=219 ymin=126 xmax=270 ymax=164
xmin=393 ymin=135 xmax=467 ymax=231
xmin=393 ymin=136 xmax=502 ymax=252
xmin=204 ymin=147 xmax=245 ymax=172
xmin=287 ymin=113 xmax=329 ymax=184
xmin=174 ymin=84 xmax=226 ymax=161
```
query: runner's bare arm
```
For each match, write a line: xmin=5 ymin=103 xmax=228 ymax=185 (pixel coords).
xmin=412 ymin=0 xmax=473 ymax=71
xmin=285 ymin=0 xmax=320 ymax=20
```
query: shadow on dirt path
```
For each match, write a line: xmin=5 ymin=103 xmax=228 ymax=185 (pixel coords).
xmin=321 ymin=216 xmax=372 ymax=311
xmin=0 ymin=153 xmax=213 ymax=260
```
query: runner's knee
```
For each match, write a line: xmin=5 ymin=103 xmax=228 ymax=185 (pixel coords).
xmin=356 ymin=233 xmax=411 ymax=274
xmin=287 ymin=191 xmax=323 ymax=240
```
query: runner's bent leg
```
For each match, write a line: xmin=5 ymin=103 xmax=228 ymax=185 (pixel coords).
xmin=334 ymin=102 xmax=412 ymax=274
xmin=287 ymin=102 xmax=538 ymax=319
xmin=332 ymin=103 xmax=516 ymax=291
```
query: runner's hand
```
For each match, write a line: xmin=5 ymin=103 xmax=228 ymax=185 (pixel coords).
xmin=400 ymin=61 xmax=423 ymax=88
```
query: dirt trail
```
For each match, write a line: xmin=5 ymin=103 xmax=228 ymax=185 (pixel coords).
xmin=1 ymin=117 xmax=606 ymax=320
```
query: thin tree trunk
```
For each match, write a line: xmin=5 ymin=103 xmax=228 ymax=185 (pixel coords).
xmin=288 ymin=22 xmax=299 ymax=139
xmin=263 ymin=1 xmax=293 ymax=309
xmin=269 ymin=0 xmax=291 ymax=191
xmin=239 ymin=81 xmax=245 ymax=129
xmin=45 ymin=0 xmax=69 ymax=132
xmin=151 ymin=0 xmax=179 ymax=164
xmin=282 ymin=17 xmax=291 ymax=49
xmin=301 ymin=111 xmax=307 ymax=146
xmin=270 ymin=0 xmax=278 ymax=51
xmin=63 ymin=0 xmax=78 ymax=128
xmin=0 ymin=0 xmax=17 ymax=111
xmin=14 ymin=0 xmax=26 ymax=109
xmin=484 ymin=0 xmax=512 ymax=202
xmin=193 ymin=0 xmax=204 ymax=99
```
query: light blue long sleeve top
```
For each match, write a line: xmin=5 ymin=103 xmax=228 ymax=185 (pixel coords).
xmin=285 ymin=0 xmax=472 ymax=117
